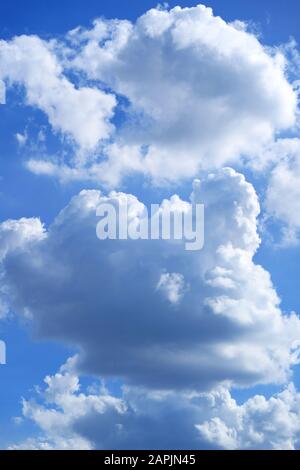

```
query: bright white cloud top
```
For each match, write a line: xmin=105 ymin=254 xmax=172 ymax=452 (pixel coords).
xmin=0 ymin=4 xmax=298 ymax=184
xmin=0 ymin=36 xmax=116 ymax=151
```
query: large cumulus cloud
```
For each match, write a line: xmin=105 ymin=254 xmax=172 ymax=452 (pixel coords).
xmin=1 ymin=168 xmax=300 ymax=391
xmin=0 ymin=4 xmax=297 ymax=184
xmin=69 ymin=4 xmax=296 ymax=181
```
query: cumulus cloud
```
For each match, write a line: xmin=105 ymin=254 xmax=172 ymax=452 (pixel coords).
xmin=0 ymin=5 xmax=298 ymax=185
xmin=65 ymin=4 xmax=296 ymax=182
xmin=9 ymin=357 xmax=211 ymax=450
xmin=196 ymin=383 xmax=300 ymax=449
xmin=0 ymin=217 xmax=45 ymax=261
xmin=10 ymin=357 xmax=125 ymax=450
xmin=1 ymin=168 xmax=299 ymax=391
xmin=0 ymin=217 xmax=45 ymax=318
xmin=0 ymin=35 xmax=116 ymax=151
xmin=10 ymin=357 xmax=300 ymax=450
xmin=265 ymin=139 xmax=300 ymax=245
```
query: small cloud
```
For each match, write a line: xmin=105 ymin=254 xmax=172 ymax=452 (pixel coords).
xmin=15 ymin=132 xmax=27 ymax=147
xmin=13 ymin=416 xmax=23 ymax=425
xmin=156 ymin=272 xmax=188 ymax=305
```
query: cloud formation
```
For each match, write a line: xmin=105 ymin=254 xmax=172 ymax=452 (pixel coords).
xmin=196 ymin=383 xmax=300 ymax=450
xmin=11 ymin=357 xmax=300 ymax=450
xmin=1 ymin=3 xmax=300 ymax=451
xmin=0 ymin=5 xmax=297 ymax=184
xmin=1 ymin=168 xmax=299 ymax=392
xmin=265 ymin=139 xmax=300 ymax=245
xmin=0 ymin=35 xmax=116 ymax=151
xmin=69 ymin=4 xmax=296 ymax=181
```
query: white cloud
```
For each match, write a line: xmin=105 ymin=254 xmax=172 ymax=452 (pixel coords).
xmin=66 ymin=4 xmax=297 ymax=183
xmin=0 ymin=217 xmax=45 ymax=261
xmin=0 ymin=35 xmax=116 ymax=151
xmin=196 ymin=384 xmax=300 ymax=449
xmin=156 ymin=272 xmax=188 ymax=304
xmin=10 ymin=358 xmax=300 ymax=450
xmin=265 ymin=139 xmax=300 ymax=245
xmin=15 ymin=131 xmax=28 ymax=146
xmin=26 ymin=142 xmax=145 ymax=187
xmin=0 ymin=217 xmax=45 ymax=318
xmin=0 ymin=5 xmax=298 ymax=185
xmin=10 ymin=357 xmax=125 ymax=450
xmin=1 ymin=168 xmax=300 ymax=391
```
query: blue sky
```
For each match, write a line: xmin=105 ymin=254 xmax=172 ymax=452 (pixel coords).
xmin=1 ymin=0 xmax=300 ymax=450
xmin=1 ymin=0 xmax=300 ymax=43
